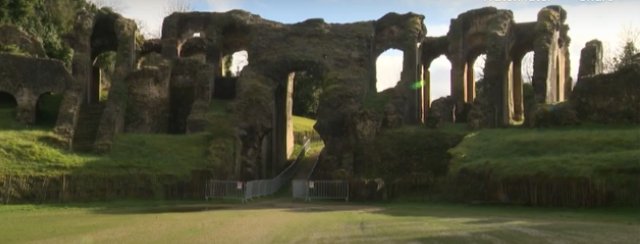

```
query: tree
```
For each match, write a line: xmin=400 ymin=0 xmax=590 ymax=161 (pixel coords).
xmin=613 ymin=41 xmax=638 ymax=70
xmin=604 ymin=25 xmax=639 ymax=72
xmin=87 ymin=0 xmax=124 ymax=12
xmin=165 ymin=0 xmax=193 ymax=15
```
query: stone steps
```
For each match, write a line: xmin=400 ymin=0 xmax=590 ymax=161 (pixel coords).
xmin=72 ymin=104 xmax=104 ymax=152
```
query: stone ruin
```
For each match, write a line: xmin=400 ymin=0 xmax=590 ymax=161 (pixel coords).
xmin=3 ymin=5 xmax=634 ymax=179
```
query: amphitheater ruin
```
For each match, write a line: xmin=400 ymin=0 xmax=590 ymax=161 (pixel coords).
xmin=1 ymin=5 xmax=629 ymax=181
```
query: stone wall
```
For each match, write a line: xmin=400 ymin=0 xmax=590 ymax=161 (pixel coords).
xmin=571 ymin=63 xmax=640 ymax=124
xmin=0 ymin=54 xmax=71 ymax=124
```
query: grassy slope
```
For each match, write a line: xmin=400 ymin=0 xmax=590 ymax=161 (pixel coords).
xmin=0 ymin=99 xmax=234 ymax=177
xmin=292 ymin=115 xmax=316 ymax=135
xmin=449 ymin=125 xmax=640 ymax=178
xmin=0 ymin=201 xmax=637 ymax=243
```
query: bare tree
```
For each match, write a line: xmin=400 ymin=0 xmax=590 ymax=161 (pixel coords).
xmin=87 ymin=0 xmax=124 ymax=12
xmin=165 ymin=0 xmax=193 ymax=15
xmin=603 ymin=24 xmax=639 ymax=72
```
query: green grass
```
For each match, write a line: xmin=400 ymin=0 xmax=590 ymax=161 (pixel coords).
xmin=0 ymin=200 xmax=637 ymax=243
xmin=292 ymin=115 xmax=316 ymax=135
xmin=449 ymin=125 xmax=640 ymax=178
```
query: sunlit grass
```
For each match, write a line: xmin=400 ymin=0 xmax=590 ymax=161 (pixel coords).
xmin=0 ymin=200 xmax=637 ymax=243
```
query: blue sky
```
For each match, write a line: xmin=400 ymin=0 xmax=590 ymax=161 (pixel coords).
xmin=96 ymin=0 xmax=639 ymax=100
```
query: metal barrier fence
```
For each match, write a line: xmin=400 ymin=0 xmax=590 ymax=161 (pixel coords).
xmin=205 ymin=140 xmax=310 ymax=202
xmin=292 ymin=180 xmax=349 ymax=202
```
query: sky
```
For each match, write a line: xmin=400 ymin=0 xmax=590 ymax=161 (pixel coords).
xmin=92 ymin=0 xmax=639 ymax=101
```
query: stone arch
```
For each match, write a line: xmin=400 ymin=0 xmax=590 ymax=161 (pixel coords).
xmin=421 ymin=36 xmax=449 ymax=121
xmin=161 ymin=11 xmax=253 ymax=62
xmin=372 ymin=12 xmax=426 ymax=124
xmin=448 ymin=7 xmax=509 ymax=107
xmin=0 ymin=90 xmax=16 ymax=105
xmin=0 ymin=54 xmax=71 ymax=125
xmin=89 ymin=12 xmax=120 ymax=104
xmin=266 ymin=59 xmax=329 ymax=178
xmin=35 ymin=92 xmax=63 ymax=127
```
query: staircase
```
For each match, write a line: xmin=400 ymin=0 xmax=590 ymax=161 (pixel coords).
xmin=72 ymin=104 xmax=105 ymax=152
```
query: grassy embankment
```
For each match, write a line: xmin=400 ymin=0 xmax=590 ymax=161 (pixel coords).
xmin=448 ymin=124 xmax=640 ymax=206
xmin=0 ymin=99 xmax=236 ymax=177
xmin=0 ymin=99 xmax=236 ymax=201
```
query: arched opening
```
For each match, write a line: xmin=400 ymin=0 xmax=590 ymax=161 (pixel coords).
xmin=92 ymin=51 xmax=116 ymax=102
xmin=471 ymin=53 xmax=487 ymax=100
xmin=213 ymin=50 xmax=248 ymax=100
xmin=376 ymin=49 xmax=404 ymax=92
xmin=267 ymin=67 xmax=325 ymax=179
xmin=35 ymin=92 xmax=63 ymax=128
xmin=0 ymin=91 xmax=17 ymax=126
xmin=512 ymin=51 xmax=534 ymax=123
xmin=90 ymin=14 xmax=118 ymax=104
xmin=429 ymin=56 xmax=452 ymax=101
xmin=230 ymin=50 xmax=248 ymax=77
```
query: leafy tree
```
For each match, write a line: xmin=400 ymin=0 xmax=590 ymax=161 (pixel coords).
xmin=292 ymin=72 xmax=325 ymax=118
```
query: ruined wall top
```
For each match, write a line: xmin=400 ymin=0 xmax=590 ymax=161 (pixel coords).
xmin=373 ymin=12 xmax=426 ymax=55
xmin=0 ymin=25 xmax=47 ymax=57
xmin=578 ymin=39 xmax=603 ymax=78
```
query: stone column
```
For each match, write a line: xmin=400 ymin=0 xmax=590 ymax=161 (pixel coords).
xmin=54 ymin=10 xmax=94 ymax=148
xmin=15 ymin=90 xmax=37 ymax=124
xmin=422 ymin=66 xmax=431 ymax=121
xmin=285 ymin=72 xmax=295 ymax=159
xmin=512 ymin=58 xmax=524 ymax=121
xmin=401 ymin=42 xmax=421 ymax=124
xmin=466 ymin=60 xmax=475 ymax=102
xmin=95 ymin=18 xmax=137 ymax=153
xmin=450 ymin=58 xmax=467 ymax=106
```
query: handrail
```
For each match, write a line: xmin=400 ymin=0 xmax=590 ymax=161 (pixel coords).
xmin=205 ymin=139 xmax=311 ymax=202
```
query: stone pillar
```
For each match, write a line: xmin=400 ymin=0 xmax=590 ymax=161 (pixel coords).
xmin=466 ymin=60 xmax=475 ymax=102
xmin=556 ymin=54 xmax=566 ymax=102
xmin=450 ymin=58 xmax=467 ymax=106
xmin=578 ymin=40 xmax=603 ymax=78
xmin=401 ymin=42 xmax=421 ymax=124
xmin=161 ymin=15 xmax=180 ymax=60
xmin=285 ymin=72 xmax=295 ymax=159
xmin=512 ymin=58 xmax=524 ymax=121
xmin=95 ymin=18 xmax=137 ymax=153
xmin=15 ymin=90 xmax=37 ymax=124
xmin=54 ymin=10 xmax=94 ymax=148
xmin=422 ymin=66 xmax=431 ymax=122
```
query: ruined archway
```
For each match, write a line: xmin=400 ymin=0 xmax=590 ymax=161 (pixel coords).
xmin=89 ymin=12 xmax=119 ymax=104
xmin=35 ymin=92 xmax=63 ymax=127
xmin=0 ymin=91 xmax=17 ymax=123
xmin=376 ymin=49 xmax=404 ymax=92
xmin=230 ymin=50 xmax=248 ymax=77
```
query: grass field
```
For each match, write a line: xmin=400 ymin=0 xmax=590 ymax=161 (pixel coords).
xmin=0 ymin=199 xmax=638 ymax=243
